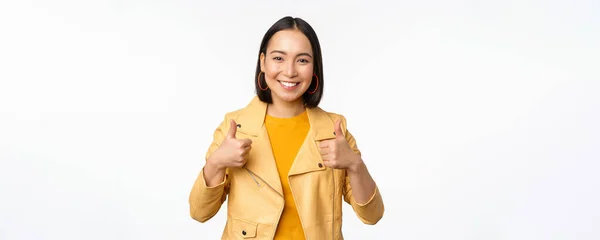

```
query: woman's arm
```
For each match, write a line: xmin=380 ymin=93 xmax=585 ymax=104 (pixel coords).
xmin=340 ymin=116 xmax=385 ymax=225
xmin=188 ymin=116 xmax=231 ymax=223
xmin=347 ymin=159 xmax=377 ymax=205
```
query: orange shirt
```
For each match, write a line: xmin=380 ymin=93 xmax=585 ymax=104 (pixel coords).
xmin=265 ymin=110 xmax=309 ymax=240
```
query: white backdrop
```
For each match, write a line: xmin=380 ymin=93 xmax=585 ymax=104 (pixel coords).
xmin=1 ymin=0 xmax=599 ymax=239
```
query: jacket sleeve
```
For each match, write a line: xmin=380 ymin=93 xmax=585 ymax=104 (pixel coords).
xmin=189 ymin=115 xmax=231 ymax=223
xmin=340 ymin=116 xmax=385 ymax=225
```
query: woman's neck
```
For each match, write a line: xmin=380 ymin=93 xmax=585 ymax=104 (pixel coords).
xmin=267 ymin=98 xmax=305 ymax=118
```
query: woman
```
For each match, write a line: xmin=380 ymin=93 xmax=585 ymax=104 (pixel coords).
xmin=189 ymin=16 xmax=384 ymax=239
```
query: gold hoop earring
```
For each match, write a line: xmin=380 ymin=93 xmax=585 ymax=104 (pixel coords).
xmin=308 ymin=73 xmax=319 ymax=94
xmin=257 ymin=72 xmax=268 ymax=91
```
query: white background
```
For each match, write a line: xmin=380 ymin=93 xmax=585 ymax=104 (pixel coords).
xmin=1 ymin=0 xmax=599 ymax=239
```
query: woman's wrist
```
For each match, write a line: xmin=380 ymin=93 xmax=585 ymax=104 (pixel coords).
xmin=205 ymin=156 xmax=225 ymax=172
xmin=347 ymin=155 xmax=364 ymax=174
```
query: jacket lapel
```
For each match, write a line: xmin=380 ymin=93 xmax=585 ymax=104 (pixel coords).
xmin=288 ymin=106 xmax=336 ymax=176
xmin=235 ymin=97 xmax=283 ymax=197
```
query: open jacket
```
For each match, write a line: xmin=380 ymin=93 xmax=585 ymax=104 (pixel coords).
xmin=189 ymin=97 xmax=384 ymax=239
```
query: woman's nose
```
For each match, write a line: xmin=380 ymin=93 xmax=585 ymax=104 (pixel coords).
xmin=282 ymin=62 xmax=297 ymax=77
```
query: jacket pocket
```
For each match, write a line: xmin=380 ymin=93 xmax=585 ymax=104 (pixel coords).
xmin=232 ymin=218 xmax=258 ymax=238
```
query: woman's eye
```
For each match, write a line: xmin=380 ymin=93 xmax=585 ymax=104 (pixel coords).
xmin=298 ymin=59 xmax=309 ymax=63
xmin=273 ymin=57 xmax=283 ymax=61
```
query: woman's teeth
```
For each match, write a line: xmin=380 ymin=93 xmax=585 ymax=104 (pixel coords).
xmin=280 ymin=81 xmax=299 ymax=87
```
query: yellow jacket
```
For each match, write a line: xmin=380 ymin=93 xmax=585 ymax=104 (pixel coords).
xmin=189 ymin=96 xmax=384 ymax=239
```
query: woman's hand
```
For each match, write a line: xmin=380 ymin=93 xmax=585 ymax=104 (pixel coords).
xmin=207 ymin=120 xmax=253 ymax=170
xmin=318 ymin=120 xmax=362 ymax=172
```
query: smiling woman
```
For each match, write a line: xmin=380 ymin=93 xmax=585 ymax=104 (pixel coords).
xmin=188 ymin=16 xmax=384 ymax=240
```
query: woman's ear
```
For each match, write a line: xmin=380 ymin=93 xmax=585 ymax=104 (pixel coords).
xmin=259 ymin=52 xmax=265 ymax=72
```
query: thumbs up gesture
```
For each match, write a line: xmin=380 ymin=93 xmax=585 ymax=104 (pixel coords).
xmin=208 ymin=120 xmax=253 ymax=169
xmin=318 ymin=119 xmax=361 ymax=171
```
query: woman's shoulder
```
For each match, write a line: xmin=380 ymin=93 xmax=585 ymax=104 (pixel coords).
xmin=311 ymin=105 xmax=344 ymax=120
xmin=221 ymin=107 xmax=245 ymax=119
xmin=211 ymin=97 xmax=267 ymax=133
xmin=314 ymin=106 xmax=351 ymax=128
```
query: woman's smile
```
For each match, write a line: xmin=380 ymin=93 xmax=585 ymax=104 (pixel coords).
xmin=278 ymin=80 xmax=301 ymax=90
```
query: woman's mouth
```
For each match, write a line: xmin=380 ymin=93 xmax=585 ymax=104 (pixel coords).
xmin=278 ymin=80 xmax=300 ymax=90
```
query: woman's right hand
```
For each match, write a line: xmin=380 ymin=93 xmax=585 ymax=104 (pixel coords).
xmin=207 ymin=120 xmax=253 ymax=170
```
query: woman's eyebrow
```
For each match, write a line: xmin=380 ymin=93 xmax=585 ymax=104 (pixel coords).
xmin=270 ymin=50 xmax=313 ymax=58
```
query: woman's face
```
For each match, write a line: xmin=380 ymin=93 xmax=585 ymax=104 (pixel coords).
xmin=260 ymin=29 xmax=314 ymax=104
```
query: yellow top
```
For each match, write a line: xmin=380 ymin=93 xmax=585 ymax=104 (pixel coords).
xmin=265 ymin=110 xmax=309 ymax=240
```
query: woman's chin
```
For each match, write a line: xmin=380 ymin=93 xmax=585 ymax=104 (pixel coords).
xmin=273 ymin=90 xmax=304 ymax=103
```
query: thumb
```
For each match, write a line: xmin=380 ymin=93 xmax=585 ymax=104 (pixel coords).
xmin=227 ymin=119 xmax=238 ymax=139
xmin=334 ymin=119 xmax=344 ymax=138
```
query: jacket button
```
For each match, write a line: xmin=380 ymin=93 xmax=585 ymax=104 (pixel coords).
xmin=333 ymin=131 xmax=336 ymax=135
xmin=237 ymin=123 xmax=241 ymax=128
xmin=318 ymin=163 xmax=323 ymax=168
xmin=242 ymin=230 xmax=246 ymax=235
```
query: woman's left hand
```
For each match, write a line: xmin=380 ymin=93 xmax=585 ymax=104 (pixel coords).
xmin=318 ymin=120 xmax=362 ymax=172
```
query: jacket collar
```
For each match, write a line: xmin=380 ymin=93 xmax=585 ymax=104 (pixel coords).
xmin=236 ymin=96 xmax=336 ymax=141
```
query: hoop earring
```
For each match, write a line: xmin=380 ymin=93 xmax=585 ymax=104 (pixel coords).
xmin=308 ymin=73 xmax=319 ymax=94
xmin=257 ymin=72 xmax=268 ymax=91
